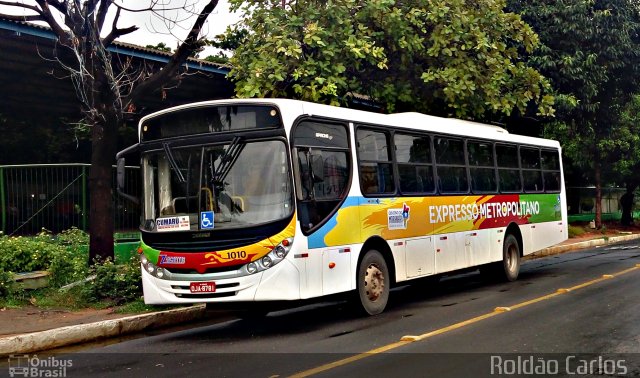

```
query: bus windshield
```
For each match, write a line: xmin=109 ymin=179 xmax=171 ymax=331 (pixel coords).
xmin=141 ymin=139 xmax=293 ymax=232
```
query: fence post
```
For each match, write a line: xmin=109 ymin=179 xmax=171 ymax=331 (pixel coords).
xmin=82 ymin=165 xmax=87 ymax=231
xmin=0 ymin=167 xmax=5 ymax=234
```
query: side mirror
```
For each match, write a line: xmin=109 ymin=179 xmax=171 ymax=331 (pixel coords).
xmin=117 ymin=157 xmax=126 ymax=191
xmin=116 ymin=143 xmax=140 ymax=205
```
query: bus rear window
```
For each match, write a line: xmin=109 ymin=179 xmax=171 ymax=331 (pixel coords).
xmin=141 ymin=105 xmax=282 ymax=141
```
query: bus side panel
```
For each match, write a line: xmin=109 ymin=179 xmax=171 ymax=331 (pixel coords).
xmin=470 ymin=228 xmax=492 ymax=266
xmin=527 ymin=221 xmax=566 ymax=255
xmin=304 ymin=197 xmax=362 ymax=296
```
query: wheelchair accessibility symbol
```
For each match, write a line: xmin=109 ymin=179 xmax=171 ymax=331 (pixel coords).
xmin=200 ymin=211 xmax=214 ymax=230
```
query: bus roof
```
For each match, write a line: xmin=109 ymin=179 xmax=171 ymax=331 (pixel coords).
xmin=140 ymin=98 xmax=560 ymax=149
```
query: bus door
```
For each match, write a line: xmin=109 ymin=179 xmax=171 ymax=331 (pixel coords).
xmin=291 ymin=120 xmax=353 ymax=296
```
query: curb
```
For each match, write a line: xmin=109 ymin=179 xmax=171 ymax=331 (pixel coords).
xmin=2 ymin=234 xmax=639 ymax=356
xmin=0 ymin=304 xmax=207 ymax=356
xmin=526 ymin=233 xmax=640 ymax=260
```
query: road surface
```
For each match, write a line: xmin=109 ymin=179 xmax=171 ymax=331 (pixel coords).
xmin=24 ymin=241 xmax=640 ymax=377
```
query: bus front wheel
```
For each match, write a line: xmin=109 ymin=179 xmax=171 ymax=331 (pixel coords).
xmin=356 ymin=249 xmax=390 ymax=315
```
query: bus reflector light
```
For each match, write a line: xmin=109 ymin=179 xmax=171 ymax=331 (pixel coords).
xmin=328 ymin=262 xmax=336 ymax=269
xmin=281 ymin=239 xmax=290 ymax=247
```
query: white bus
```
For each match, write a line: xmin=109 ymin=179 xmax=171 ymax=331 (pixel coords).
xmin=117 ymin=99 xmax=567 ymax=315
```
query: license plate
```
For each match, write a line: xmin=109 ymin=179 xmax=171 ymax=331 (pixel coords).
xmin=190 ymin=281 xmax=216 ymax=293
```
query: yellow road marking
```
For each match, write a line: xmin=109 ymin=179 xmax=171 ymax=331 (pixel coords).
xmin=288 ymin=341 xmax=411 ymax=378
xmin=288 ymin=265 xmax=639 ymax=378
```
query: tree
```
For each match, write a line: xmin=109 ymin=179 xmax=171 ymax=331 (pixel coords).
xmin=224 ymin=0 xmax=554 ymax=119
xmin=146 ymin=42 xmax=173 ymax=53
xmin=508 ymin=0 xmax=640 ymax=228
xmin=203 ymin=27 xmax=248 ymax=64
xmin=0 ymin=0 xmax=221 ymax=262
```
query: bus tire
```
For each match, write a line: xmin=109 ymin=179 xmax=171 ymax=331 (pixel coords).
xmin=501 ymin=234 xmax=521 ymax=282
xmin=356 ymin=249 xmax=390 ymax=315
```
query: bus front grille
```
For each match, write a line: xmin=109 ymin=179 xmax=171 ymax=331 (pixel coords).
xmin=175 ymin=292 xmax=237 ymax=299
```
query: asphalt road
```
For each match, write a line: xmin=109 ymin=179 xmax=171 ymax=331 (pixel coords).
xmin=44 ymin=241 xmax=640 ymax=377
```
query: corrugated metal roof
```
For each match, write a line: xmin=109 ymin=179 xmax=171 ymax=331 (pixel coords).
xmin=0 ymin=18 xmax=231 ymax=75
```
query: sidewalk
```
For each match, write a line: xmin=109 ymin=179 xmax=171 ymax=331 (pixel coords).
xmin=2 ymin=231 xmax=640 ymax=356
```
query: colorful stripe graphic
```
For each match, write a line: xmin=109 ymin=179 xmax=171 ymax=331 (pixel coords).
xmin=139 ymin=216 xmax=297 ymax=274
xmin=313 ymin=194 xmax=562 ymax=249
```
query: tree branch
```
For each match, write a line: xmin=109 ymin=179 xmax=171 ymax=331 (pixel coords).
xmin=96 ymin=0 xmax=113 ymax=31
xmin=0 ymin=1 xmax=41 ymax=13
xmin=0 ymin=13 xmax=44 ymax=22
xmin=33 ymin=0 xmax=69 ymax=44
xmin=127 ymin=0 xmax=219 ymax=104
xmin=46 ymin=0 xmax=67 ymax=14
xmin=102 ymin=6 xmax=138 ymax=47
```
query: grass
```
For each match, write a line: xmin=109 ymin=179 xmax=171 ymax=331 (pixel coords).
xmin=568 ymin=224 xmax=587 ymax=238
xmin=0 ymin=286 xmax=148 ymax=313
xmin=114 ymin=298 xmax=186 ymax=314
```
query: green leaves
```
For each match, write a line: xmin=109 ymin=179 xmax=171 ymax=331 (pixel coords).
xmin=512 ymin=0 xmax=640 ymax=189
xmin=226 ymin=0 xmax=552 ymax=118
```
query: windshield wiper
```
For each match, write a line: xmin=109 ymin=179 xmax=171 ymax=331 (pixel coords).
xmin=213 ymin=136 xmax=245 ymax=186
xmin=163 ymin=143 xmax=185 ymax=183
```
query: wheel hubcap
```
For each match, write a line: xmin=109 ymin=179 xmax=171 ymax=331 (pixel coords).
xmin=364 ymin=264 xmax=384 ymax=302
xmin=506 ymin=244 xmax=517 ymax=272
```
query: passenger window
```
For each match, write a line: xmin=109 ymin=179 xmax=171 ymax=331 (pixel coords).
xmin=468 ymin=141 xmax=497 ymax=193
xmin=541 ymin=149 xmax=562 ymax=192
xmin=521 ymin=147 xmax=542 ymax=192
xmin=395 ymin=133 xmax=435 ymax=194
xmin=435 ymin=137 xmax=468 ymax=194
xmin=496 ymin=143 xmax=521 ymax=192
xmin=357 ymin=129 xmax=395 ymax=195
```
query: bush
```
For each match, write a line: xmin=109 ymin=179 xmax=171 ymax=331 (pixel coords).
xmin=48 ymin=248 xmax=89 ymax=288
xmin=0 ymin=230 xmax=58 ymax=273
xmin=568 ymin=225 xmax=587 ymax=238
xmin=0 ymin=228 xmax=90 ymax=288
xmin=0 ymin=269 xmax=14 ymax=297
xmin=81 ymin=256 xmax=142 ymax=305
xmin=0 ymin=228 xmax=143 ymax=308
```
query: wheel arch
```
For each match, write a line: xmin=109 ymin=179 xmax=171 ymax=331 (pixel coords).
xmin=506 ymin=222 xmax=524 ymax=257
xmin=359 ymin=236 xmax=396 ymax=286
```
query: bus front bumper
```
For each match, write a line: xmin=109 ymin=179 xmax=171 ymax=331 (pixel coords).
xmin=140 ymin=260 xmax=301 ymax=304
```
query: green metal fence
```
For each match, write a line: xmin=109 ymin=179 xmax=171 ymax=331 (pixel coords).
xmin=0 ymin=164 xmax=140 ymax=235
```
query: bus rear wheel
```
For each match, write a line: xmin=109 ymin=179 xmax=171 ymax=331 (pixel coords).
xmin=480 ymin=233 xmax=521 ymax=282
xmin=356 ymin=249 xmax=390 ymax=315
xmin=501 ymin=234 xmax=521 ymax=282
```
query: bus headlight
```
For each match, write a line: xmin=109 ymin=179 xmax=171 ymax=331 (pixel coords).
xmin=140 ymin=254 xmax=169 ymax=279
xmin=274 ymin=245 xmax=286 ymax=259
xmin=243 ymin=237 xmax=293 ymax=275
xmin=262 ymin=256 xmax=273 ymax=268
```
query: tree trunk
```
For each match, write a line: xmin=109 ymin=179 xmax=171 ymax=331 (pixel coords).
xmin=88 ymin=114 xmax=118 ymax=263
xmin=86 ymin=45 xmax=121 ymax=263
xmin=594 ymin=164 xmax=602 ymax=229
